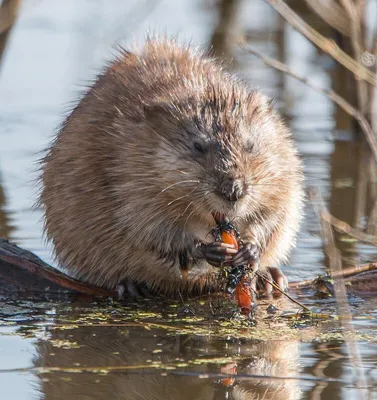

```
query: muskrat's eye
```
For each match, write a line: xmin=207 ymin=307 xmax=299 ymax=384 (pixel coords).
xmin=194 ymin=142 xmax=206 ymax=154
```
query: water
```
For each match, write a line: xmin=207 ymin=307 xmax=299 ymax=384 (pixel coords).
xmin=1 ymin=0 xmax=377 ymax=399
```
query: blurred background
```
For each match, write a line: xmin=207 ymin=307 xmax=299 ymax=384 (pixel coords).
xmin=1 ymin=1 xmax=377 ymax=399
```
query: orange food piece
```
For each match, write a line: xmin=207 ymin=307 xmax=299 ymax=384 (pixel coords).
xmin=220 ymin=230 xmax=239 ymax=250
xmin=212 ymin=213 xmax=253 ymax=316
xmin=235 ymin=276 xmax=252 ymax=315
xmin=220 ymin=362 xmax=237 ymax=386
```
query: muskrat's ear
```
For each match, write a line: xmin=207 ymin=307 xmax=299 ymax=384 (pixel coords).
xmin=143 ymin=101 xmax=175 ymax=122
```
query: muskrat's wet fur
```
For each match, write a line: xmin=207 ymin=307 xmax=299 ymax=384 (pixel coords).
xmin=40 ymin=38 xmax=304 ymax=295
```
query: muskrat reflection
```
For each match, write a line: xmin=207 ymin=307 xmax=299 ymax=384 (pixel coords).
xmin=32 ymin=314 xmax=301 ymax=400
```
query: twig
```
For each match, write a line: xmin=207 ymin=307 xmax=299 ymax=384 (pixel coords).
xmin=309 ymin=188 xmax=367 ymax=392
xmin=239 ymin=43 xmax=377 ymax=162
xmin=288 ymin=263 xmax=377 ymax=289
xmin=264 ymin=0 xmax=377 ymax=86
xmin=255 ymin=271 xmax=311 ymax=312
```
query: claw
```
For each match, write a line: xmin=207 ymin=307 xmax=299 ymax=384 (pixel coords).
xmin=205 ymin=242 xmax=238 ymax=254
xmin=198 ymin=242 xmax=238 ymax=266
xmin=205 ymin=254 xmax=234 ymax=263
xmin=231 ymin=242 xmax=260 ymax=267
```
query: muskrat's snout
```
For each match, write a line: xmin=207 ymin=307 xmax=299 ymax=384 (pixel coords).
xmin=217 ymin=178 xmax=245 ymax=203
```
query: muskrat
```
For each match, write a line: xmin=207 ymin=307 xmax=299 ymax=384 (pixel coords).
xmin=40 ymin=38 xmax=304 ymax=297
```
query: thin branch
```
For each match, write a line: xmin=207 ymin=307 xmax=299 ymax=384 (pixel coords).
xmin=240 ymin=43 xmax=377 ymax=162
xmin=264 ymin=0 xmax=377 ymax=86
xmin=288 ymin=262 xmax=377 ymax=289
xmin=255 ymin=271 xmax=311 ymax=312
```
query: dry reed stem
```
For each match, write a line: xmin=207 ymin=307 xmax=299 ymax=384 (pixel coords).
xmin=369 ymin=9 xmax=377 ymax=135
xmin=265 ymin=0 xmax=376 ymax=86
xmin=321 ymin=211 xmax=377 ymax=247
xmin=240 ymin=42 xmax=377 ymax=161
xmin=367 ymin=198 xmax=377 ymax=235
xmin=305 ymin=0 xmax=350 ymax=37
xmin=341 ymin=0 xmax=369 ymax=113
xmin=309 ymin=188 xmax=367 ymax=392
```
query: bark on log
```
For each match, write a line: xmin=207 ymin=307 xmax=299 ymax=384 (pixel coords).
xmin=0 ymin=237 xmax=116 ymax=297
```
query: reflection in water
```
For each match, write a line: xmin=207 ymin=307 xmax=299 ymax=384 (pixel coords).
xmin=32 ymin=305 xmax=301 ymax=400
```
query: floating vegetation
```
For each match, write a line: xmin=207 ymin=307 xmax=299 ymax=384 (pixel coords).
xmin=0 ymin=296 xmax=376 ymax=346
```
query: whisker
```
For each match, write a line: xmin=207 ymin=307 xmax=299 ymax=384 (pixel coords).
xmin=159 ymin=180 xmax=200 ymax=194
xmin=170 ymin=199 xmax=195 ymax=226
xmin=184 ymin=160 xmax=207 ymax=174
xmin=183 ymin=196 xmax=208 ymax=230
xmin=183 ymin=206 xmax=198 ymax=231
xmin=167 ymin=187 xmax=198 ymax=206
xmin=181 ymin=200 xmax=195 ymax=218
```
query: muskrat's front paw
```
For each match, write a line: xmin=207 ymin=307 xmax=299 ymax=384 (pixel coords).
xmin=231 ymin=242 xmax=260 ymax=267
xmin=198 ymin=242 xmax=238 ymax=267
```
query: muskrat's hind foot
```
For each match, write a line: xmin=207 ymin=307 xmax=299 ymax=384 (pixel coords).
xmin=116 ymin=280 xmax=152 ymax=299
xmin=256 ymin=267 xmax=288 ymax=295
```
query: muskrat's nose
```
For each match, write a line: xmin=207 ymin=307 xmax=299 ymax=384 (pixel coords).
xmin=219 ymin=179 xmax=244 ymax=202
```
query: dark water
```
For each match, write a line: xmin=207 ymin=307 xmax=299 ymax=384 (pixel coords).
xmin=1 ymin=1 xmax=377 ymax=399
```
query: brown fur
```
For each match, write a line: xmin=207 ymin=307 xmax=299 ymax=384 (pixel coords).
xmin=40 ymin=38 xmax=304 ymax=295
